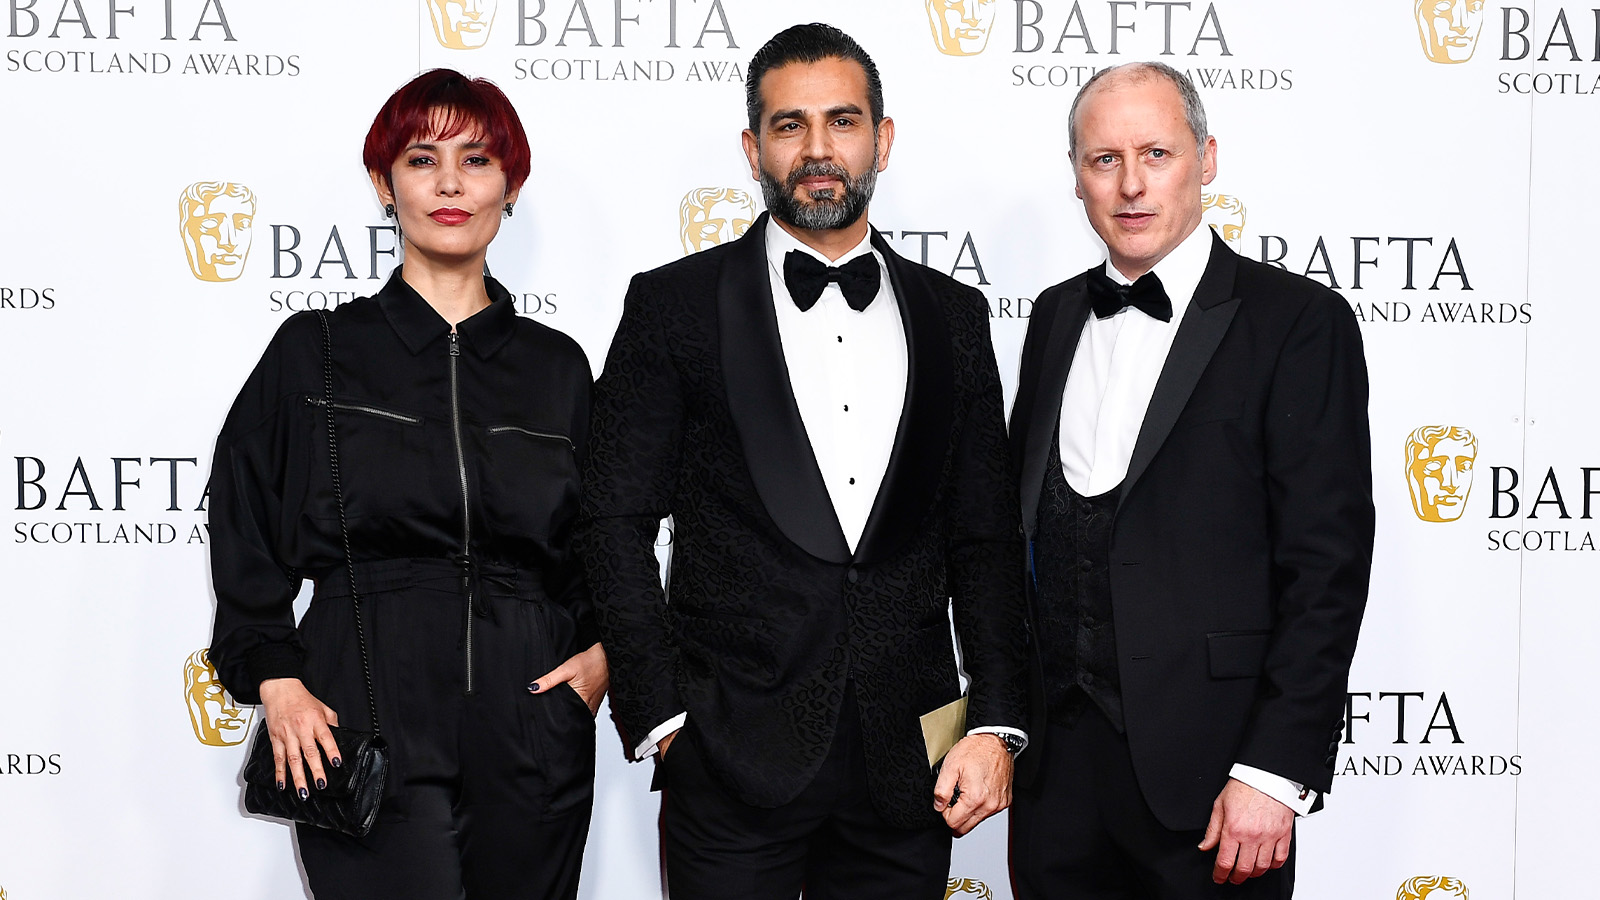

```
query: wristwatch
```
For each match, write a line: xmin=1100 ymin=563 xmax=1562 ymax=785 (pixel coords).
xmin=990 ymin=732 xmax=1025 ymax=756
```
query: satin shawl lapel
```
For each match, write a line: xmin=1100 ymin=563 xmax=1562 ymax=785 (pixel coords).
xmin=1019 ymin=282 xmax=1091 ymax=539
xmin=852 ymin=229 xmax=954 ymax=565
xmin=718 ymin=213 xmax=851 ymax=563
xmin=1118 ymin=231 xmax=1242 ymax=515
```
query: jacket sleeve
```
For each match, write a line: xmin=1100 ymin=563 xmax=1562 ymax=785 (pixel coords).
xmin=945 ymin=287 xmax=1030 ymax=735
xmin=1235 ymin=291 xmax=1374 ymax=793
xmin=552 ymin=369 xmax=601 ymax=651
xmin=207 ymin=315 xmax=316 ymax=706
xmin=574 ymin=274 xmax=686 ymax=750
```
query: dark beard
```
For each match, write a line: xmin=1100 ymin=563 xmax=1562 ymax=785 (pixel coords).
xmin=759 ymin=159 xmax=877 ymax=231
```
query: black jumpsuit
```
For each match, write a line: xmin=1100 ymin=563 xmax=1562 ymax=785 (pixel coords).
xmin=208 ymin=270 xmax=596 ymax=899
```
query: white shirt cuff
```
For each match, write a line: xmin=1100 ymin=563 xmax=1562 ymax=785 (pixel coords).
xmin=967 ymin=725 xmax=1030 ymax=753
xmin=634 ymin=713 xmax=688 ymax=760
xmin=1230 ymin=763 xmax=1317 ymax=816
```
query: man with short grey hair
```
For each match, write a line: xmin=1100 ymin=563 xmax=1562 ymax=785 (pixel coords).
xmin=1007 ymin=62 xmax=1373 ymax=897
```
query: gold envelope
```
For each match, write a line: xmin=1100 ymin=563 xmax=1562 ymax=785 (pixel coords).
xmin=920 ymin=695 xmax=968 ymax=769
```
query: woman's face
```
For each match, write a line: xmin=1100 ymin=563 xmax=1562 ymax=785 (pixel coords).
xmin=371 ymin=113 xmax=519 ymax=266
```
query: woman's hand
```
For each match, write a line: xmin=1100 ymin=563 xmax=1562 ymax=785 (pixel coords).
xmin=528 ymin=643 xmax=609 ymax=715
xmin=259 ymin=677 xmax=341 ymax=800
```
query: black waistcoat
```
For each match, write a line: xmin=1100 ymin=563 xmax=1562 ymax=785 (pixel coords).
xmin=1033 ymin=429 xmax=1125 ymax=731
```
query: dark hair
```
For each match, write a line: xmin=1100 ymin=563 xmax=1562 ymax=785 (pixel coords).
xmin=363 ymin=68 xmax=531 ymax=192
xmin=745 ymin=23 xmax=884 ymax=134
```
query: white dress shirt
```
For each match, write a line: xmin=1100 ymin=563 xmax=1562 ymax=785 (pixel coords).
xmin=766 ymin=222 xmax=907 ymax=549
xmin=1057 ymin=223 xmax=1316 ymax=816
xmin=635 ymin=222 xmax=1027 ymax=759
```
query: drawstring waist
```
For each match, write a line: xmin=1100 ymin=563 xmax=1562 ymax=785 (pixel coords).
xmin=312 ymin=557 xmax=547 ymax=697
xmin=311 ymin=557 xmax=545 ymax=606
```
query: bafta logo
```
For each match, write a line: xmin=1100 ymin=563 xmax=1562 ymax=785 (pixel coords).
xmin=1397 ymin=875 xmax=1469 ymax=900
xmin=945 ymin=878 xmax=993 ymax=900
xmin=1405 ymin=425 xmax=1478 ymax=523
xmin=179 ymin=181 xmax=256 ymax=282
xmin=185 ymin=649 xmax=253 ymax=747
xmin=679 ymin=187 xmax=755 ymax=255
xmin=427 ymin=0 xmax=498 ymax=49
xmin=1414 ymin=0 xmax=1486 ymax=64
xmin=925 ymin=0 xmax=998 ymax=56
xmin=1200 ymin=192 xmax=1246 ymax=250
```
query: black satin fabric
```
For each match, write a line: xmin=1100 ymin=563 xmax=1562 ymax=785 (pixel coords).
xmin=207 ymin=268 xmax=595 ymax=704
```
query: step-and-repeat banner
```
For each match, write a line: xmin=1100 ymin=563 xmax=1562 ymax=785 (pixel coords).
xmin=1 ymin=1 xmax=1592 ymax=897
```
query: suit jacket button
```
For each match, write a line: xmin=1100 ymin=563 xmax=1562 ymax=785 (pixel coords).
xmin=846 ymin=567 xmax=859 ymax=585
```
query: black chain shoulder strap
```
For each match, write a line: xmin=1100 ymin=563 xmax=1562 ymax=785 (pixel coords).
xmin=313 ymin=310 xmax=382 ymax=741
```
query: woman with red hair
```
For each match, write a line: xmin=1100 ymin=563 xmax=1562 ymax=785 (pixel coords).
xmin=207 ymin=68 xmax=604 ymax=898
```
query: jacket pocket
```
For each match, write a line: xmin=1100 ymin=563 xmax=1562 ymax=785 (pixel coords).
xmin=670 ymin=605 xmax=777 ymax=684
xmin=1206 ymin=630 xmax=1271 ymax=679
xmin=1174 ymin=399 xmax=1243 ymax=430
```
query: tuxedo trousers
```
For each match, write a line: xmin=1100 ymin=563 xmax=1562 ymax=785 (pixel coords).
xmin=660 ymin=686 xmax=952 ymax=900
xmin=1011 ymin=706 xmax=1294 ymax=900
xmin=291 ymin=561 xmax=595 ymax=900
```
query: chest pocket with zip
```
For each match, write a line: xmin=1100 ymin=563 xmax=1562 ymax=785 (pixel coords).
xmin=476 ymin=423 xmax=579 ymax=541
xmin=302 ymin=395 xmax=439 ymax=519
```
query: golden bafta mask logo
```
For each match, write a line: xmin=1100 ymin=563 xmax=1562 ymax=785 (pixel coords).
xmin=1414 ymin=0 xmax=1486 ymax=64
xmin=1406 ymin=425 xmax=1478 ymax=523
xmin=680 ymin=187 xmax=755 ymax=255
xmin=185 ymin=649 xmax=253 ymax=746
xmin=1398 ymin=875 xmax=1469 ymax=900
xmin=1201 ymin=192 xmax=1246 ymax=251
xmin=944 ymin=878 xmax=993 ymax=900
xmin=179 ymin=181 xmax=256 ymax=282
xmin=926 ymin=0 xmax=999 ymax=56
xmin=427 ymin=0 xmax=498 ymax=49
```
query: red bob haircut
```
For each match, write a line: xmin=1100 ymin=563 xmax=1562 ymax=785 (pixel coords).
xmin=362 ymin=68 xmax=531 ymax=192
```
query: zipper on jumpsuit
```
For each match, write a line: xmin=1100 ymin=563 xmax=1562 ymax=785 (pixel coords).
xmin=449 ymin=332 xmax=476 ymax=696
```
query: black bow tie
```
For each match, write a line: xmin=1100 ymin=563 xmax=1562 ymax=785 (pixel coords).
xmin=783 ymin=250 xmax=881 ymax=312
xmin=1087 ymin=266 xmax=1172 ymax=323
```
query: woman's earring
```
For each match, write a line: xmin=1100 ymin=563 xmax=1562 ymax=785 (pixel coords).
xmin=503 ymin=202 xmax=514 ymax=218
xmin=384 ymin=203 xmax=396 ymax=218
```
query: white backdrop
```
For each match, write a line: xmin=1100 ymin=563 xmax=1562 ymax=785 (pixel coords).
xmin=1 ymin=2 xmax=1593 ymax=898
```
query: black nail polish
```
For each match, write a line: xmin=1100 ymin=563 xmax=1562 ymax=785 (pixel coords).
xmin=527 ymin=682 xmax=540 ymax=692
xmin=331 ymin=757 xmax=343 ymax=768
xmin=316 ymin=778 xmax=327 ymax=790
xmin=298 ymin=787 xmax=309 ymax=800
xmin=277 ymin=780 xmax=285 ymax=791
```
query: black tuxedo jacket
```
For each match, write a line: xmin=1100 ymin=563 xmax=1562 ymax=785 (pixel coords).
xmin=578 ymin=214 xmax=1027 ymax=829
xmin=1008 ymin=232 xmax=1373 ymax=831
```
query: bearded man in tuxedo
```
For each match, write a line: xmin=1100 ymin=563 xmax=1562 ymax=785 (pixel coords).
xmin=578 ymin=23 xmax=1029 ymax=900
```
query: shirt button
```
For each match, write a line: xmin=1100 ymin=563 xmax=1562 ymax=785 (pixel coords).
xmin=849 ymin=477 xmax=856 ymax=485
xmin=836 ymin=335 xmax=843 ymax=343
xmin=842 ymin=404 xmax=849 ymax=412
xmin=846 ymin=568 xmax=860 ymax=585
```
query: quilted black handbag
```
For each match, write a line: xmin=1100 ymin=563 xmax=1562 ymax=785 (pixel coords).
xmin=241 ymin=309 xmax=389 ymax=837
